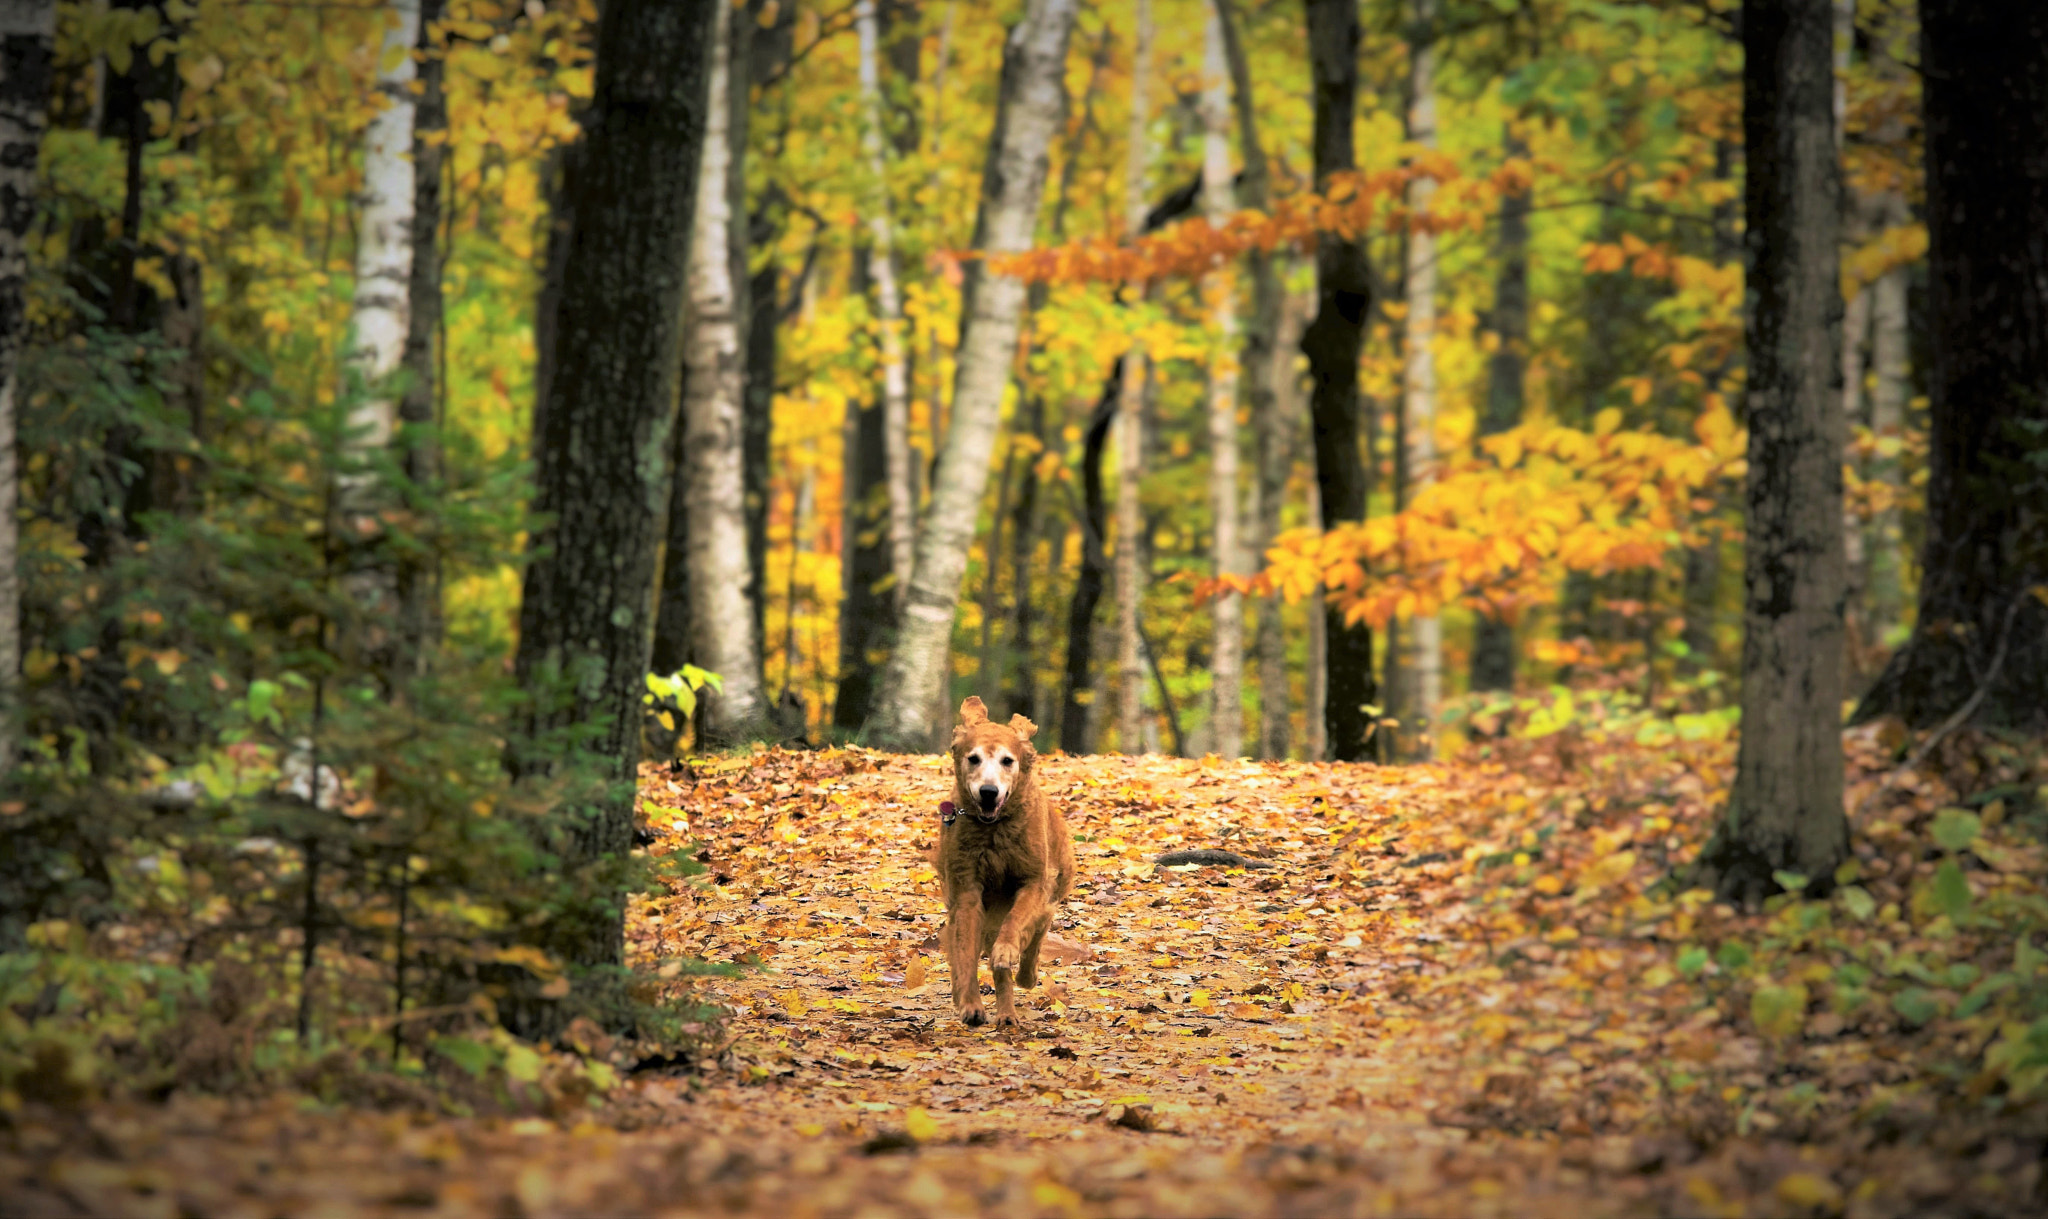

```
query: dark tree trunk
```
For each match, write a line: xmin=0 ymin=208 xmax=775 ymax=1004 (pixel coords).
xmin=510 ymin=0 xmax=718 ymax=970
xmin=1694 ymin=0 xmax=1848 ymax=904
xmin=833 ymin=392 xmax=894 ymax=731
xmin=1005 ymin=390 xmax=1042 ymax=722
xmin=1470 ymin=131 xmax=1529 ymax=694
xmin=1301 ymin=0 xmax=1377 ymax=762
xmin=1059 ymin=372 xmax=1120 ymax=755
xmin=397 ymin=0 xmax=447 ymax=670
xmin=650 ymin=403 xmax=692 ymax=678
xmin=0 ymin=0 xmax=54 ymax=771
xmin=1853 ymin=0 xmax=2048 ymax=729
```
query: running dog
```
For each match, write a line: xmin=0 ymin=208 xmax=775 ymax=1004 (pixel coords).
xmin=933 ymin=697 xmax=1075 ymax=1028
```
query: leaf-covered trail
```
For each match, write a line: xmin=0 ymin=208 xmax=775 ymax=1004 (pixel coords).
xmin=9 ymin=742 xmax=2042 ymax=1217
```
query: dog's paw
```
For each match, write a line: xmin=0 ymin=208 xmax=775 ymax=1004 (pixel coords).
xmin=992 ymin=1009 xmax=1023 ymax=1030
xmin=990 ymin=941 xmax=1021 ymax=972
xmin=959 ymin=1003 xmax=987 ymax=1027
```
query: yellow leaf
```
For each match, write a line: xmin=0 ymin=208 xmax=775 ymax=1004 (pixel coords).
xmin=904 ymin=956 xmax=928 ymax=990
xmin=1775 ymin=1173 xmax=1841 ymax=1209
xmin=904 ymin=1107 xmax=938 ymax=1142
xmin=781 ymin=991 xmax=807 ymax=1019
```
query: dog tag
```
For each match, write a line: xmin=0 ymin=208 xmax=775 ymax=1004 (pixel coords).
xmin=940 ymin=800 xmax=958 ymax=826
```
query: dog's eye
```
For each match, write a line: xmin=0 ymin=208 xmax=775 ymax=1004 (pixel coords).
xmin=967 ymin=754 xmax=980 ymax=766
xmin=1001 ymin=756 xmax=1014 ymax=768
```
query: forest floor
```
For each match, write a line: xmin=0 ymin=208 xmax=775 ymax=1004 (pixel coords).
xmin=7 ymin=730 xmax=2046 ymax=1217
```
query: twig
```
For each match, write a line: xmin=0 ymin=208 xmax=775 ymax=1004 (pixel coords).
xmin=1854 ymin=592 xmax=2030 ymax=821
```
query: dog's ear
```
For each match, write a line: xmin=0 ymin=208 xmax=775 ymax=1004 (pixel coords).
xmin=1008 ymin=713 xmax=1038 ymax=741
xmin=958 ymin=696 xmax=989 ymax=726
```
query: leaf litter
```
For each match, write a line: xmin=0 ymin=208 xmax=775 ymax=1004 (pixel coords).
xmin=6 ymin=728 xmax=2047 ymax=1217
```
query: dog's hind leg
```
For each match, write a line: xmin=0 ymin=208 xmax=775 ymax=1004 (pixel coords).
xmin=1016 ymin=919 xmax=1049 ymax=990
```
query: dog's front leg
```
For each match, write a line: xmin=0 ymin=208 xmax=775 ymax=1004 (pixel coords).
xmin=946 ymin=893 xmax=987 ymax=1026
xmin=990 ymin=879 xmax=1056 ymax=1027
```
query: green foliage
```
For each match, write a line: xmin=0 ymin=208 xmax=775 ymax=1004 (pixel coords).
xmin=1 ymin=313 xmax=712 ymax=1108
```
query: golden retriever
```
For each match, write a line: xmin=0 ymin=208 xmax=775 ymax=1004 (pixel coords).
xmin=933 ymin=697 xmax=1076 ymax=1028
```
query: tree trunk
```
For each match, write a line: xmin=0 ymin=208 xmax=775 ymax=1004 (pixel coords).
xmin=1304 ymin=474 xmax=1327 ymax=761
xmin=1199 ymin=4 xmax=1244 ymax=759
xmin=1470 ymin=129 xmax=1529 ymax=694
xmin=834 ymin=391 xmax=894 ymax=730
xmin=397 ymin=0 xmax=446 ymax=670
xmin=1216 ymin=0 xmax=1287 ymax=760
xmin=1854 ymin=0 xmax=2048 ymax=727
xmin=0 ymin=0 xmax=53 ymax=773
xmin=338 ymin=0 xmax=421 ymax=647
xmin=1060 ymin=378 xmax=1119 ymax=754
xmin=863 ymin=0 xmax=1079 ymax=750
xmin=855 ymin=0 xmax=919 ymax=620
xmin=511 ymin=0 xmax=718 ymax=968
xmin=1863 ymin=189 xmax=1909 ymax=643
xmin=1301 ymin=0 xmax=1377 ymax=763
xmin=743 ymin=0 xmax=793 ymax=660
xmin=1114 ymin=0 xmax=1154 ymax=757
xmin=683 ymin=0 xmax=768 ymax=743
xmin=1694 ymin=0 xmax=1848 ymax=904
xmin=1398 ymin=0 xmax=1441 ymax=756
xmin=342 ymin=0 xmax=422 ymax=500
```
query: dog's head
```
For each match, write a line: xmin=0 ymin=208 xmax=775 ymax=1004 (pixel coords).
xmin=950 ymin=697 xmax=1037 ymax=822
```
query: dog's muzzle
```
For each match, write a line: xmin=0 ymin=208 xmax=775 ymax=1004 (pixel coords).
xmin=975 ymin=785 xmax=1003 ymax=821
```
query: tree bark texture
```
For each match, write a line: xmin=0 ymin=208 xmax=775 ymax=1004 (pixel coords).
xmin=1854 ymin=0 xmax=2048 ymax=730
xmin=1059 ymin=378 xmax=1119 ymax=754
xmin=1113 ymin=0 xmax=1153 ymax=757
xmin=682 ymin=0 xmax=767 ymax=743
xmin=1863 ymin=191 xmax=1910 ymax=641
xmin=1697 ymin=0 xmax=1849 ymax=903
xmin=0 ymin=0 xmax=52 ymax=772
xmin=511 ymin=0 xmax=717 ymax=966
xmin=1301 ymin=0 xmax=1377 ymax=763
xmin=864 ymin=0 xmax=1079 ymax=750
xmin=854 ymin=0 xmax=918 ymax=620
xmin=1398 ymin=0 xmax=1441 ymax=754
xmin=1470 ymin=129 xmax=1529 ymax=694
xmin=834 ymin=394 xmax=894 ymax=730
xmin=1215 ymin=0 xmax=1287 ymax=761
xmin=1199 ymin=4 xmax=1245 ymax=759
xmin=396 ymin=0 xmax=446 ymax=670
xmin=344 ymin=0 xmax=421 ymax=477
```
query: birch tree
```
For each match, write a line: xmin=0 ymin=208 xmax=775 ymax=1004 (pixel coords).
xmin=855 ymin=0 xmax=917 ymax=614
xmin=1694 ymin=0 xmax=1848 ymax=902
xmin=1399 ymin=0 xmax=1442 ymax=756
xmin=682 ymin=0 xmax=769 ymax=742
xmin=864 ymin=0 xmax=1080 ymax=750
xmin=1200 ymin=4 xmax=1244 ymax=758
xmin=0 ymin=0 xmax=53 ymax=773
xmin=342 ymin=0 xmax=422 ymax=501
xmin=1115 ymin=0 xmax=1153 ymax=756
xmin=1214 ymin=0 xmax=1287 ymax=760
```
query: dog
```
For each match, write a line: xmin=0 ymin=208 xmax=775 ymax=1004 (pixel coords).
xmin=932 ymin=697 xmax=1075 ymax=1028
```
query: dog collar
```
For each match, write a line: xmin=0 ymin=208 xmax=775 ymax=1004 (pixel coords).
xmin=940 ymin=800 xmax=958 ymax=826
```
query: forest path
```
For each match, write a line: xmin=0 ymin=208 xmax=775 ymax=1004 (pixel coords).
xmin=13 ymin=741 xmax=2024 ymax=1217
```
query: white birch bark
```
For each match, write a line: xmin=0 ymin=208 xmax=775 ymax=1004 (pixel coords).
xmin=1400 ymin=0 xmax=1441 ymax=755
xmin=855 ymin=0 xmax=917 ymax=614
xmin=1201 ymin=5 xmax=1243 ymax=758
xmin=1114 ymin=0 xmax=1153 ymax=756
xmin=1866 ymin=190 xmax=1910 ymax=637
xmin=683 ymin=0 xmax=768 ymax=740
xmin=0 ymin=0 xmax=53 ymax=773
xmin=344 ymin=0 xmax=420 ymax=470
xmin=864 ymin=0 xmax=1080 ymax=749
